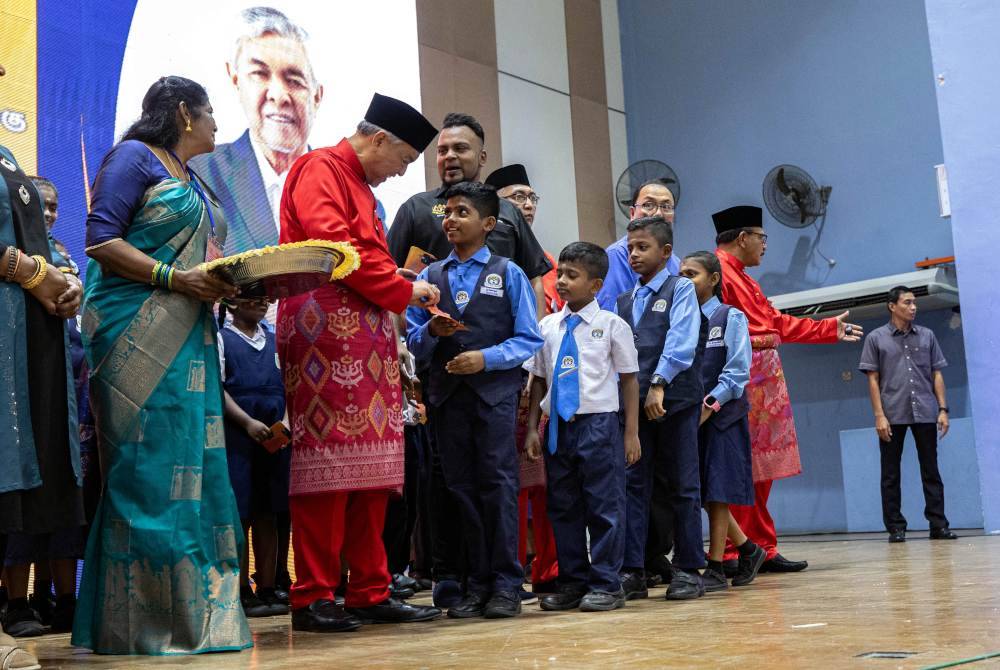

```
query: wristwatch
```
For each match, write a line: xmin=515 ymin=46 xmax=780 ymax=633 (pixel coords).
xmin=703 ymin=395 xmax=721 ymax=412
xmin=938 ymin=406 xmax=949 ymax=414
xmin=650 ymin=374 xmax=667 ymax=388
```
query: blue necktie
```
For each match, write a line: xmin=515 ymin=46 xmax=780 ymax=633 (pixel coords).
xmin=548 ymin=314 xmax=582 ymax=454
xmin=632 ymin=285 xmax=653 ymax=326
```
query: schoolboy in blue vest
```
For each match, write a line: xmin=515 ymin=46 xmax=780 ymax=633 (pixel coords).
xmin=616 ymin=216 xmax=708 ymax=600
xmin=406 ymin=181 xmax=542 ymax=619
xmin=218 ymin=297 xmax=291 ymax=618
xmin=522 ymin=242 xmax=641 ymax=612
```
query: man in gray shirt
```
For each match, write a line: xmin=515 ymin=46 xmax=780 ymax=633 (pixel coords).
xmin=859 ymin=286 xmax=957 ymax=543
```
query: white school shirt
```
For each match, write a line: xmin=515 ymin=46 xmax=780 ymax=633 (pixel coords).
xmin=524 ymin=299 xmax=639 ymax=415
xmin=217 ymin=322 xmax=269 ymax=382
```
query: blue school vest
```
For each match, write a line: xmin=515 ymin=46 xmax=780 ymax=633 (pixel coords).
xmin=617 ymin=275 xmax=707 ymax=415
xmin=221 ymin=327 xmax=286 ymax=425
xmin=700 ymin=304 xmax=750 ymax=430
xmin=426 ymin=254 xmax=521 ymax=407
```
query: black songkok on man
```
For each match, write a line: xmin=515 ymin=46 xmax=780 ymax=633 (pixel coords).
xmin=364 ymin=93 xmax=438 ymax=153
xmin=485 ymin=164 xmax=531 ymax=190
xmin=712 ymin=205 xmax=763 ymax=234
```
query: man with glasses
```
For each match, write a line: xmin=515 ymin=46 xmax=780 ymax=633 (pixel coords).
xmin=713 ymin=205 xmax=862 ymax=574
xmin=597 ymin=179 xmax=679 ymax=310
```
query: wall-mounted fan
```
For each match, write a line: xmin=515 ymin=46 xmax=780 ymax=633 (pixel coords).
xmin=763 ymin=164 xmax=836 ymax=267
xmin=615 ymin=160 xmax=680 ymax=217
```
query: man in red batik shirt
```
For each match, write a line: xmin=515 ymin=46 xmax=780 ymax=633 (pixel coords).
xmin=278 ymin=93 xmax=443 ymax=632
xmin=712 ymin=206 xmax=862 ymax=573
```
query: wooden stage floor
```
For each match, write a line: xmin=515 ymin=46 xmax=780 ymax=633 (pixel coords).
xmin=26 ymin=532 xmax=999 ymax=669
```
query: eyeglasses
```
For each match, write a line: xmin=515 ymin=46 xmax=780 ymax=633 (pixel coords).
xmin=744 ymin=231 xmax=768 ymax=243
xmin=638 ymin=201 xmax=675 ymax=215
xmin=507 ymin=192 xmax=540 ymax=205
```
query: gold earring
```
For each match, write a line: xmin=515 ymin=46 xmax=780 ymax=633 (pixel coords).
xmin=185 ymin=119 xmax=192 ymax=132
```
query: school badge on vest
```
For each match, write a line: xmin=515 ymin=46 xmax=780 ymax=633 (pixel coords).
xmin=707 ymin=325 xmax=725 ymax=347
xmin=481 ymin=272 xmax=504 ymax=297
xmin=0 ymin=156 xmax=16 ymax=172
xmin=455 ymin=290 xmax=470 ymax=306
xmin=18 ymin=184 xmax=30 ymax=205
xmin=651 ymin=299 xmax=668 ymax=313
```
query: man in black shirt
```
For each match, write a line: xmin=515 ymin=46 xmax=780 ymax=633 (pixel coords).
xmin=387 ymin=113 xmax=551 ymax=316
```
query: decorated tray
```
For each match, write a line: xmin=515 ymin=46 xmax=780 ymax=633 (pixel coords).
xmin=201 ymin=240 xmax=360 ymax=299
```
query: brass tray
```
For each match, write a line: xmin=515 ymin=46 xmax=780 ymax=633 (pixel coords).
xmin=201 ymin=240 xmax=360 ymax=299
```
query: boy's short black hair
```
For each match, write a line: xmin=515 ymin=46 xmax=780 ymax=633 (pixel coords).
xmin=627 ymin=215 xmax=673 ymax=247
xmin=887 ymin=285 xmax=914 ymax=305
xmin=559 ymin=241 xmax=609 ymax=280
xmin=442 ymin=112 xmax=485 ymax=144
xmin=443 ymin=181 xmax=499 ymax=219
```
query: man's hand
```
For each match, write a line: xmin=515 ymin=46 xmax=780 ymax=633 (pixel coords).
xmin=644 ymin=386 xmax=666 ymax=421
xmin=875 ymin=414 xmax=892 ymax=442
xmin=446 ymin=351 xmax=485 ymax=375
xmin=938 ymin=410 xmax=949 ymax=438
xmin=835 ymin=311 xmax=863 ymax=343
xmin=428 ymin=314 xmax=460 ymax=338
xmin=699 ymin=406 xmax=713 ymax=426
xmin=624 ymin=432 xmax=641 ymax=466
xmin=525 ymin=430 xmax=542 ymax=462
xmin=409 ymin=280 xmax=440 ymax=307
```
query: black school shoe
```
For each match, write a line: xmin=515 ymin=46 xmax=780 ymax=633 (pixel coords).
xmin=256 ymin=587 xmax=290 ymax=616
xmin=665 ymin=571 xmax=705 ymax=600
xmin=732 ymin=544 xmax=767 ymax=587
xmin=701 ymin=568 xmax=729 ymax=593
xmin=758 ymin=553 xmax=808 ymax=573
xmin=291 ymin=599 xmax=362 ymax=633
xmin=539 ymin=585 xmax=587 ymax=611
xmin=390 ymin=574 xmax=416 ymax=599
xmin=930 ymin=528 xmax=958 ymax=540
xmin=888 ymin=529 xmax=907 ymax=543
xmin=484 ymin=590 xmax=521 ymax=619
xmin=722 ymin=559 xmax=740 ymax=578
xmin=447 ymin=592 xmax=490 ymax=619
xmin=241 ymin=587 xmax=273 ymax=618
xmin=347 ymin=597 xmax=442 ymax=624
xmin=579 ymin=589 xmax=626 ymax=612
xmin=27 ymin=593 xmax=53 ymax=627
xmin=2 ymin=602 xmax=47 ymax=638
xmin=620 ymin=572 xmax=649 ymax=600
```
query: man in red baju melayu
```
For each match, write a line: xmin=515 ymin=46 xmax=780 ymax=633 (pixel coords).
xmin=712 ymin=206 xmax=862 ymax=573
xmin=278 ymin=94 xmax=443 ymax=632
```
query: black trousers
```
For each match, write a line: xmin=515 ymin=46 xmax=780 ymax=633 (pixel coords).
xmin=879 ymin=423 xmax=949 ymax=532
xmin=382 ymin=424 xmax=425 ymax=575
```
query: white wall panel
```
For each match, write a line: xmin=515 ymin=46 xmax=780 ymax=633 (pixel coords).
xmin=494 ymin=0 xmax=570 ymax=93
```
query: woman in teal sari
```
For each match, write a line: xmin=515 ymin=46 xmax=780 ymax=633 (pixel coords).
xmin=72 ymin=76 xmax=252 ymax=655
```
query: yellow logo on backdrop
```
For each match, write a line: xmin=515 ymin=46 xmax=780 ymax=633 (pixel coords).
xmin=0 ymin=0 xmax=38 ymax=174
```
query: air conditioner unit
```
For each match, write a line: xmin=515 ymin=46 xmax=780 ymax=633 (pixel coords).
xmin=770 ymin=266 xmax=959 ymax=321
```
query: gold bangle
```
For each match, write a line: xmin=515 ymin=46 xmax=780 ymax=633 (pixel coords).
xmin=21 ymin=255 xmax=49 ymax=290
xmin=151 ymin=260 xmax=163 ymax=286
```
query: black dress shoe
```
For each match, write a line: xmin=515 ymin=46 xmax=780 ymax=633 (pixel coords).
xmin=758 ymin=553 xmax=808 ymax=573
xmin=347 ymin=597 xmax=442 ymax=624
xmin=256 ymin=587 xmax=290 ymax=616
xmin=888 ymin=530 xmax=907 ymax=543
xmin=732 ymin=544 xmax=768 ymax=587
xmin=930 ymin=528 xmax=958 ymax=540
xmin=447 ymin=592 xmax=491 ymax=619
xmin=620 ymin=572 xmax=648 ymax=600
xmin=579 ymin=589 xmax=626 ymax=612
xmin=701 ymin=568 xmax=728 ymax=592
xmin=2 ymin=602 xmax=47 ymax=637
xmin=484 ymin=590 xmax=521 ymax=619
xmin=665 ymin=571 xmax=705 ymax=600
xmin=291 ymin=599 xmax=362 ymax=633
xmin=393 ymin=573 xmax=419 ymax=592
xmin=722 ymin=559 xmax=739 ymax=578
xmin=241 ymin=587 xmax=273 ymax=618
xmin=539 ymin=586 xmax=587 ymax=611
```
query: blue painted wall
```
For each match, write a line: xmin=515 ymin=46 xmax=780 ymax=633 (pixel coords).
xmin=618 ymin=0 xmax=970 ymax=532
xmin=925 ymin=0 xmax=1000 ymax=532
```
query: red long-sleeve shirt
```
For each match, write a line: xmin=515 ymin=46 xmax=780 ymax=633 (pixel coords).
xmin=280 ymin=139 xmax=413 ymax=313
xmin=716 ymin=248 xmax=838 ymax=344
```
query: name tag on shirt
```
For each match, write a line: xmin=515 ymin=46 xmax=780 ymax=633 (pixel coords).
xmin=481 ymin=286 xmax=503 ymax=298
xmin=652 ymin=299 xmax=668 ymax=313
xmin=706 ymin=340 xmax=725 ymax=348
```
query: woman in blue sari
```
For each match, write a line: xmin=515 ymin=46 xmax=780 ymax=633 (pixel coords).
xmin=72 ymin=76 xmax=252 ymax=655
